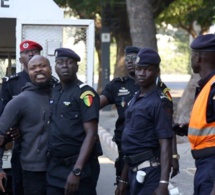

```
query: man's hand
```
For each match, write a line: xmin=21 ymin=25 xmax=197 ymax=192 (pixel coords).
xmin=0 ymin=171 xmax=7 ymax=193
xmin=64 ymin=171 xmax=81 ymax=195
xmin=115 ymin=182 xmax=127 ymax=195
xmin=153 ymin=184 xmax=169 ymax=195
xmin=172 ymin=123 xmax=188 ymax=136
xmin=171 ymin=159 xmax=179 ymax=178
xmin=7 ymin=127 xmax=21 ymax=141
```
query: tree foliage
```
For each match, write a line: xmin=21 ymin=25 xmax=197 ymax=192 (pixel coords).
xmin=157 ymin=0 xmax=215 ymax=37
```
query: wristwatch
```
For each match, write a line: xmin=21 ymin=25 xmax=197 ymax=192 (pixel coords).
xmin=73 ymin=168 xmax=82 ymax=176
xmin=172 ymin=154 xmax=180 ymax=160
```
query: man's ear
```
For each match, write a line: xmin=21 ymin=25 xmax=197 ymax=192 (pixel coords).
xmin=19 ymin=57 xmax=23 ymax=64
xmin=196 ymin=52 xmax=201 ymax=62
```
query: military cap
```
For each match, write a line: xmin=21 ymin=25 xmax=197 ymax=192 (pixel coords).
xmin=135 ymin=47 xmax=161 ymax=66
xmin=190 ymin=34 xmax=215 ymax=52
xmin=20 ymin=40 xmax=43 ymax=52
xmin=55 ymin=48 xmax=81 ymax=62
xmin=125 ymin=46 xmax=140 ymax=55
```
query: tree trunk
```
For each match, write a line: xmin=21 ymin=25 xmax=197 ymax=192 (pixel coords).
xmin=126 ymin=0 xmax=158 ymax=50
xmin=175 ymin=73 xmax=200 ymax=124
xmin=174 ymin=73 xmax=200 ymax=143
xmin=112 ymin=3 xmax=132 ymax=77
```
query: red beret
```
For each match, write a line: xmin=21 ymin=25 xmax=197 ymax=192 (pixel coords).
xmin=20 ymin=40 xmax=43 ymax=52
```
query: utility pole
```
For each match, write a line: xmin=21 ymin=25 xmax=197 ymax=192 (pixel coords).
xmin=101 ymin=4 xmax=111 ymax=110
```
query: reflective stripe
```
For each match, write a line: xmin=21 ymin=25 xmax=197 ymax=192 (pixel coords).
xmin=188 ymin=75 xmax=215 ymax=150
xmin=189 ymin=127 xmax=215 ymax=136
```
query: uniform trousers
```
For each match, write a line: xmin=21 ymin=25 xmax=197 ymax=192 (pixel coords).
xmin=128 ymin=165 xmax=161 ymax=195
xmin=47 ymin=157 xmax=100 ymax=195
xmin=194 ymin=155 xmax=215 ymax=195
xmin=22 ymin=170 xmax=46 ymax=195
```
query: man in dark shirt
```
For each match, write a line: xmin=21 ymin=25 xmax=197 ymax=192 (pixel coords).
xmin=101 ymin=46 xmax=179 ymax=187
xmin=100 ymin=46 xmax=140 ymax=184
xmin=116 ymin=48 xmax=173 ymax=195
xmin=47 ymin=48 xmax=101 ymax=195
xmin=0 ymin=40 xmax=43 ymax=195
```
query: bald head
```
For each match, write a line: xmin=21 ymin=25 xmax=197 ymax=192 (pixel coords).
xmin=28 ymin=55 xmax=52 ymax=86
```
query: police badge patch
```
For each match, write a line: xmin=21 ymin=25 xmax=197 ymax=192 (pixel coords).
xmin=80 ymin=91 xmax=95 ymax=107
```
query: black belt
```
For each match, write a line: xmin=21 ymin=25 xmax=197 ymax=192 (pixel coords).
xmin=47 ymin=152 xmax=79 ymax=166
xmin=124 ymin=150 xmax=159 ymax=166
xmin=191 ymin=147 xmax=215 ymax=160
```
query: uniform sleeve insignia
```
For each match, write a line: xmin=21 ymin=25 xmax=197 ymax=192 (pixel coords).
xmin=80 ymin=91 xmax=95 ymax=107
xmin=163 ymin=88 xmax=172 ymax=101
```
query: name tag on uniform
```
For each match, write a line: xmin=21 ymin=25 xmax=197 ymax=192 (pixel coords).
xmin=118 ymin=88 xmax=130 ymax=96
xmin=63 ymin=101 xmax=71 ymax=106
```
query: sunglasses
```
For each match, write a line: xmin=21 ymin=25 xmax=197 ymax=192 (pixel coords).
xmin=125 ymin=55 xmax=137 ymax=64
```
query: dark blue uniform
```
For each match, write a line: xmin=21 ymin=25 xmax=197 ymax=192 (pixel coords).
xmin=0 ymin=71 xmax=31 ymax=114
xmin=101 ymin=76 xmax=139 ymax=181
xmin=101 ymin=76 xmax=139 ymax=145
xmin=47 ymin=79 xmax=101 ymax=195
xmin=121 ymin=88 xmax=173 ymax=194
xmin=193 ymin=70 xmax=215 ymax=195
xmin=0 ymin=70 xmax=30 ymax=195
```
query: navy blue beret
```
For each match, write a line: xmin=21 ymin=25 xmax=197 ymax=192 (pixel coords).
xmin=135 ymin=47 xmax=161 ymax=66
xmin=55 ymin=48 xmax=81 ymax=62
xmin=190 ymin=34 xmax=215 ymax=51
xmin=125 ymin=46 xmax=140 ymax=55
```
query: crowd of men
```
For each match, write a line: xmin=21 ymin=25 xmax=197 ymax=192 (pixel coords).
xmin=0 ymin=33 xmax=214 ymax=195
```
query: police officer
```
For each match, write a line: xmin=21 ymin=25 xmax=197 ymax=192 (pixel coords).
xmin=47 ymin=48 xmax=101 ymax=195
xmin=0 ymin=40 xmax=43 ymax=195
xmin=100 ymin=46 xmax=140 ymax=184
xmin=101 ymin=46 xmax=179 ymax=187
xmin=116 ymin=48 xmax=173 ymax=195
xmin=174 ymin=34 xmax=215 ymax=195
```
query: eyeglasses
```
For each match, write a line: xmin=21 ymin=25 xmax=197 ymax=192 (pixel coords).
xmin=125 ymin=55 xmax=137 ymax=64
xmin=21 ymin=50 xmax=40 ymax=55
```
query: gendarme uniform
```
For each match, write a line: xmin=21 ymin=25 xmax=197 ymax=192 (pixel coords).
xmin=121 ymin=48 xmax=173 ymax=194
xmin=47 ymin=48 xmax=102 ymax=194
xmin=101 ymin=76 xmax=139 ymax=145
xmin=47 ymin=81 xmax=101 ymax=189
xmin=0 ymin=71 xmax=30 ymax=115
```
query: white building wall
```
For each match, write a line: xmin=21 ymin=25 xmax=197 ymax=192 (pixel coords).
xmin=0 ymin=0 xmax=63 ymax=19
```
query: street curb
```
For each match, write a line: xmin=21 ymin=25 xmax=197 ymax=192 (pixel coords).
xmin=98 ymin=126 xmax=118 ymax=153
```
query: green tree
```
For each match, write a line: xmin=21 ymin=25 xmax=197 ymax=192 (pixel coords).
xmin=54 ymin=0 xmax=174 ymax=93
xmin=126 ymin=0 xmax=215 ymax=143
xmin=157 ymin=0 xmax=215 ymax=129
xmin=157 ymin=0 xmax=215 ymax=37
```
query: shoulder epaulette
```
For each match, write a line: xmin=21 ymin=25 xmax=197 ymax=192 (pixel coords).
xmin=51 ymin=76 xmax=59 ymax=83
xmin=79 ymin=83 xmax=88 ymax=88
xmin=158 ymin=89 xmax=172 ymax=102
xmin=113 ymin=77 xmax=126 ymax=82
xmin=2 ymin=73 xmax=19 ymax=82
